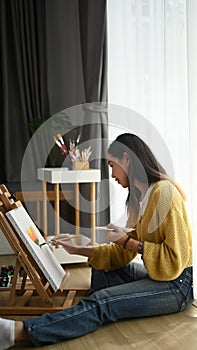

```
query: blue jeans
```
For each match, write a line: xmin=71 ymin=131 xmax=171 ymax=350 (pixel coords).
xmin=23 ymin=263 xmax=193 ymax=346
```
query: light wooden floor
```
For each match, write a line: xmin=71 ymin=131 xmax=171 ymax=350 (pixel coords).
xmin=1 ymin=262 xmax=197 ymax=350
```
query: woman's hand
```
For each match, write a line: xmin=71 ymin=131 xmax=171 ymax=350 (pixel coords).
xmin=51 ymin=234 xmax=94 ymax=258
xmin=107 ymin=224 xmax=139 ymax=252
xmin=107 ymin=224 xmax=127 ymax=246
xmin=51 ymin=234 xmax=78 ymax=254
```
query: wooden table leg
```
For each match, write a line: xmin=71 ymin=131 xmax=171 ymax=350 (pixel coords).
xmin=90 ymin=182 xmax=96 ymax=245
xmin=54 ymin=183 xmax=60 ymax=236
xmin=36 ymin=201 xmax=41 ymax=228
xmin=75 ymin=183 xmax=80 ymax=235
xmin=42 ymin=181 xmax=47 ymax=240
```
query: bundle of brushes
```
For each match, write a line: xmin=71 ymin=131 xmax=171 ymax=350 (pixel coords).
xmin=53 ymin=133 xmax=92 ymax=164
xmin=69 ymin=135 xmax=92 ymax=163
xmin=53 ymin=134 xmax=68 ymax=156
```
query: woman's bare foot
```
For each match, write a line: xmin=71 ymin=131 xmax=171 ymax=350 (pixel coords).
xmin=15 ymin=320 xmax=32 ymax=346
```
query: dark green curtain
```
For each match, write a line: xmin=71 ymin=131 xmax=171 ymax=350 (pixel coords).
xmin=0 ymin=0 xmax=49 ymax=183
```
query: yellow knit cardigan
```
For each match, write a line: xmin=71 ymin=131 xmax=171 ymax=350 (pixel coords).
xmin=89 ymin=180 xmax=192 ymax=281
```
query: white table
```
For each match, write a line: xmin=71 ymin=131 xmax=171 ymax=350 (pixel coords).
xmin=37 ymin=168 xmax=101 ymax=245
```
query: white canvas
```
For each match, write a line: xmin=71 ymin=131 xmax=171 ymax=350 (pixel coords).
xmin=6 ymin=206 xmax=66 ymax=292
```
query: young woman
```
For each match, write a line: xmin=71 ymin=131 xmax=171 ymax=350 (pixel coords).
xmin=0 ymin=133 xmax=193 ymax=350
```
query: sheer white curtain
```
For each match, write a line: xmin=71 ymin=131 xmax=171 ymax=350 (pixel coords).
xmin=107 ymin=0 xmax=197 ymax=298
xmin=187 ymin=0 xmax=197 ymax=301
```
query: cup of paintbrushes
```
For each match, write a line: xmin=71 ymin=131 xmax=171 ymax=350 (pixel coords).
xmin=72 ymin=161 xmax=89 ymax=170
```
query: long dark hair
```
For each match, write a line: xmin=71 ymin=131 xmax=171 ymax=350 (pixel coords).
xmin=108 ymin=133 xmax=167 ymax=182
xmin=108 ymin=133 xmax=186 ymax=224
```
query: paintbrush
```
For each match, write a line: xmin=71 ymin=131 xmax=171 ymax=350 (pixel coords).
xmin=40 ymin=234 xmax=90 ymax=247
xmin=95 ymin=226 xmax=133 ymax=233
xmin=39 ymin=235 xmax=76 ymax=248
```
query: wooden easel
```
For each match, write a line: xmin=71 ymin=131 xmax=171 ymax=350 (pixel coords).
xmin=0 ymin=185 xmax=88 ymax=315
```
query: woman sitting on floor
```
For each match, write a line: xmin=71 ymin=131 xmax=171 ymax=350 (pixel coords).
xmin=0 ymin=133 xmax=193 ymax=350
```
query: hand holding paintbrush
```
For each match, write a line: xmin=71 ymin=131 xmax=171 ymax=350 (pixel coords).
xmin=40 ymin=234 xmax=90 ymax=248
xmin=39 ymin=234 xmax=75 ymax=247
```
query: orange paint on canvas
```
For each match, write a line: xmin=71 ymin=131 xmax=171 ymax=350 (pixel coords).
xmin=26 ymin=226 xmax=39 ymax=245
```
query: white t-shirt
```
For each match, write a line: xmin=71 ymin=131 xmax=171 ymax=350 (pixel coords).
xmin=139 ymin=183 xmax=155 ymax=217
